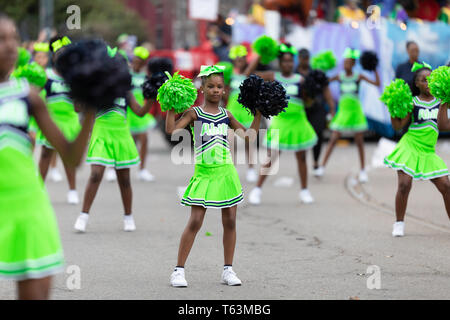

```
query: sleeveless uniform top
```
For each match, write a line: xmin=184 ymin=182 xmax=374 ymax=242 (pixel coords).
xmin=339 ymin=71 xmax=360 ymax=98
xmin=0 ymin=79 xmax=32 ymax=155
xmin=97 ymin=97 xmax=128 ymax=120
xmin=409 ymin=96 xmax=440 ymax=135
xmin=130 ymin=71 xmax=146 ymax=105
xmin=192 ymin=106 xmax=233 ymax=166
xmin=44 ymin=69 xmax=75 ymax=117
xmin=274 ymin=72 xmax=304 ymax=116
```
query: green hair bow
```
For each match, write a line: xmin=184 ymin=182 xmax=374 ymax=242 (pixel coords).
xmin=197 ymin=65 xmax=226 ymax=78
xmin=34 ymin=42 xmax=49 ymax=53
xmin=134 ymin=46 xmax=150 ymax=60
xmin=107 ymin=46 xmax=118 ymax=58
xmin=343 ymin=48 xmax=361 ymax=60
xmin=229 ymin=45 xmax=248 ymax=59
xmin=51 ymin=36 xmax=71 ymax=53
xmin=279 ymin=43 xmax=298 ymax=56
xmin=411 ymin=61 xmax=432 ymax=72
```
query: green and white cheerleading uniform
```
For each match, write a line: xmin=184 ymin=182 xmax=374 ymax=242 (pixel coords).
xmin=126 ymin=71 xmax=156 ymax=134
xmin=226 ymin=73 xmax=254 ymax=128
xmin=330 ymin=71 xmax=368 ymax=132
xmin=86 ymin=96 xmax=140 ymax=169
xmin=181 ymin=107 xmax=244 ymax=209
xmin=0 ymin=79 xmax=64 ymax=280
xmin=384 ymin=97 xmax=448 ymax=180
xmin=264 ymin=72 xmax=317 ymax=151
xmin=36 ymin=69 xmax=80 ymax=148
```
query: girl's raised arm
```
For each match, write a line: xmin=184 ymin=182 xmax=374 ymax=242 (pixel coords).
xmin=227 ymin=110 xmax=261 ymax=142
xmin=128 ymin=92 xmax=153 ymax=117
xmin=359 ymin=70 xmax=380 ymax=87
xmin=390 ymin=113 xmax=411 ymax=131
xmin=437 ymin=102 xmax=450 ymax=131
xmin=243 ymin=55 xmax=274 ymax=81
xmin=165 ymin=108 xmax=197 ymax=135
xmin=30 ymin=87 xmax=95 ymax=167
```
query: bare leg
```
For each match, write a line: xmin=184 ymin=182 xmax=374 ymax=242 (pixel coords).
xmin=81 ymin=165 xmax=106 ymax=214
xmin=255 ymin=149 xmax=281 ymax=188
xmin=134 ymin=133 xmax=148 ymax=170
xmin=245 ymin=137 xmax=253 ymax=169
xmin=62 ymin=162 xmax=76 ymax=190
xmin=176 ymin=206 xmax=207 ymax=267
xmin=50 ymin=152 xmax=57 ymax=169
xmin=354 ymin=132 xmax=365 ymax=170
xmin=321 ymin=131 xmax=341 ymax=167
xmin=222 ymin=206 xmax=237 ymax=266
xmin=395 ymin=171 xmax=413 ymax=222
xmin=295 ymin=150 xmax=307 ymax=189
xmin=38 ymin=146 xmax=54 ymax=181
xmin=17 ymin=277 xmax=52 ymax=300
xmin=116 ymin=168 xmax=132 ymax=215
xmin=431 ymin=176 xmax=450 ymax=220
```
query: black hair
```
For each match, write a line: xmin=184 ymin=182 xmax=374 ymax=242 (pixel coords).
xmin=278 ymin=43 xmax=296 ymax=60
xmin=406 ymin=41 xmax=418 ymax=50
xmin=298 ymin=48 xmax=310 ymax=59
xmin=147 ymin=57 xmax=173 ymax=75
xmin=201 ymin=72 xmax=224 ymax=85
xmin=411 ymin=67 xmax=431 ymax=96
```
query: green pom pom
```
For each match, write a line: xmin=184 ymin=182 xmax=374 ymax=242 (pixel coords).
xmin=216 ymin=61 xmax=233 ymax=85
xmin=427 ymin=66 xmax=450 ymax=103
xmin=311 ymin=50 xmax=337 ymax=71
xmin=16 ymin=47 xmax=31 ymax=68
xmin=157 ymin=71 xmax=197 ymax=113
xmin=252 ymin=35 xmax=279 ymax=65
xmin=380 ymin=79 xmax=413 ymax=119
xmin=12 ymin=62 xmax=47 ymax=88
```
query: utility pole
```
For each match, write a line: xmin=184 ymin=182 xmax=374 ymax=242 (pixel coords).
xmin=39 ymin=0 xmax=54 ymax=41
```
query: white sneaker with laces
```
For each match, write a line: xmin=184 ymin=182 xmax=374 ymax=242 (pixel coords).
xmin=124 ymin=216 xmax=136 ymax=232
xmin=358 ymin=170 xmax=369 ymax=183
xmin=246 ymin=168 xmax=258 ymax=183
xmin=392 ymin=221 xmax=405 ymax=237
xmin=248 ymin=187 xmax=262 ymax=205
xmin=170 ymin=269 xmax=188 ymax=287
xmin=299 ymin=189 xmax=314 ymax=204
xmin=138 ymin=169 xmax=155 ymax=182
xmin=67 ymin=190 xmax=79 ymax=205
xmin=314 ymin=166 xmax=325 ymax=177
xmin=221 ymin=268 xmax=242 ymax=286
xmin=49 ymin=168 xmax=63 ymax=182
xmin=105 ymin=168 xmax=117 ymax=182
xmin=74 ymin=213 xmax=89 ymax=233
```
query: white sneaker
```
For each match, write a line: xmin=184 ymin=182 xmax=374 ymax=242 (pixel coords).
xmin=358 ymin=170 xmax=369 ymax=183
xmin=392 ymin=221 xmax=405 ymax=237
xmin=105 ymin=168 xmax=117 ymax=182
xmin=248 ymin=187 xmax=262 ymax=205
xmin=124 ymin=216 xmax=136 ymax=232
xmin=67 ymin=190 xmax=79 ymax=205
xmin=299 ymin=189 xmax=314 ymax=204
xmin=246 ymin=168 xmax=258 ymax=183
xmin=170 ymin=269 xmax=188 ymax=287
xmin=49 ymin=168 xmax=63 ymax=182
xmin=137 ymin=169 xmax=155 ymax=182
xmin=221 ymin=268 xmax=242 ymax=286
xmin=314 ymin=166 xmax=324 ymax=177
xmin=74 ymin=213 xmax=89 ymax=233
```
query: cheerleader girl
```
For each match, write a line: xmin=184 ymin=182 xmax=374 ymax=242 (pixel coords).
xmin=0 ymin=13 xmax=95 ymax=299
xmin=226 ymin=44 xmax=258 ymax=182
xmin=248 ymin=43 xmax=318 ymax=205
xmin=74 ymin=85 xmax=153 ymax=232
xmin=168 ymin=65 xmax=261 ymax=287
xmin=36 ymin=35 xmax=82 ymax=203
xmin=386 ymin=63 xmax=450 ymax=237
xmin=316 ymin=48 xmax=380 ymax=183
xmin=127 ymin=46 xmax=156 ymax=182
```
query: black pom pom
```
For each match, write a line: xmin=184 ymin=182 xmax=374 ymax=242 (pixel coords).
xmin=237 ymin=75 xmax=289 ymax=119
xmin=360 ymin=51 xmax=379 ymax=71
xmin=147 ymin=57 xmax=173 ymax=75
xmin=142 ymin=72 xmax=169 ymax=100
xmin=303 ymin=70 xmax=329 ymax=99
xmin=55 ymin=39 xmax=131 ymax=110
